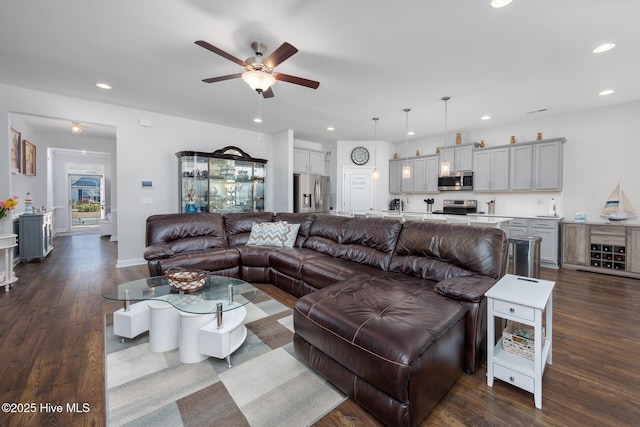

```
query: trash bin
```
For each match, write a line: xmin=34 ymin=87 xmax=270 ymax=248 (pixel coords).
xmin=509 ymin=236 xmax=541 ymax=278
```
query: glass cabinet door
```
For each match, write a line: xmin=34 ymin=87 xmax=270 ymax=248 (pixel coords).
xmin=180 ymin=155 xmax=209 ymax=212
xmin=177 ymin=147 xmax=267 ymax=214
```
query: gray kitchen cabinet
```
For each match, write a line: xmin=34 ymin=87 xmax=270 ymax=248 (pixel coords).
xmin=508 ymin=217 xmax=560 ymax=268
xmin=389 ymin=156 xmax=438 ymax=194
xmin=19 ymin=213 xmax=53 ymax=261
xmin=473 ymin=147 xmax=510 ymax=191
xmin=509 ymin=139 xmax=565 ymax=191
xmin=412 ymin=155 xmax=440 ymax=193
xmin=293 ymin=149 xmax=325 ymax=175
xmin=438 ymin=142 xmax=479 ymax=173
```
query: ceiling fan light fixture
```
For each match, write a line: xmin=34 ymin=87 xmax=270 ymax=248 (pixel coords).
xmin=491 ymin=0 xmax=513 ymax=8
xmin=70 ymin=122 xmax=83 ymax=134
xmin=242 ymin=70 xmax=276 ymax=93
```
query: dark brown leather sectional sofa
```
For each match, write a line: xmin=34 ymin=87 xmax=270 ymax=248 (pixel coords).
xmin=144 ymin=211 xmax=508 ymax=426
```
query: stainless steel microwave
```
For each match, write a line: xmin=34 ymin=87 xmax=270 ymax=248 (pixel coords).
xmin=437 ymin=171 xmax=473 ymax=191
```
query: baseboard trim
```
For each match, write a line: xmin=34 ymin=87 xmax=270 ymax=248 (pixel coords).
xmin=116 ymin=258 xmax=146 ymax=268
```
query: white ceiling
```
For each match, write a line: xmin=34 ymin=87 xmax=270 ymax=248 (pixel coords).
xmin=1 ymin=1 xmax=639 ymax=144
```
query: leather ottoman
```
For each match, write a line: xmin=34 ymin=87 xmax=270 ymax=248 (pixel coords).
xmin=293 ymin=275 xmax=467 ymax=427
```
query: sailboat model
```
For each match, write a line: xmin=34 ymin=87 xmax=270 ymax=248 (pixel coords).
xmin=601 ymin=183 xmax=637 ymax=222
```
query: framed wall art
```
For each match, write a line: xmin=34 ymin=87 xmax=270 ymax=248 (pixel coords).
xmin=23 ymin=140 xmax=36 ymax=176
xmin=10 ymin=127 xmax=21 ymax=174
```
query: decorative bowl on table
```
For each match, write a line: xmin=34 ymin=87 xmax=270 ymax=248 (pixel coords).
xmin=164 ymin=268 xmax=207 ymax=293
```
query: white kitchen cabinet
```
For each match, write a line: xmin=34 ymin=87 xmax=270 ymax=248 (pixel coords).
xmin=473 ymin=147 xmax=510 ymax=191
xmin=293 ymin=149 xmax=325 ymax=175
xmin=508 ymin=217 xmax=560 ymax=268
xmin=510 ymin=139 xmax=565 ymax=191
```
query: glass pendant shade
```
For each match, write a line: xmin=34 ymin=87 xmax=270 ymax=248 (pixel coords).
xmin=402 ymin=163 xmax=411 ymax=179
xmin=372 ymin=168 xmax=379 ymax=180
xmin=440 ymin=161 xmax=451 ymax=176
xmin=242 ymin=70 xmax=276 ymax=92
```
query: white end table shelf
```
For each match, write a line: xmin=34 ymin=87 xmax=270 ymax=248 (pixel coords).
xmin=485 ymin=274 xmax=555 ymax=409
xmin=0 ymin=234 xmax=18 ymax=291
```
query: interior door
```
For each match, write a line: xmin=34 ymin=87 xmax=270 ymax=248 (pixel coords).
xmin=342 ymin=167 xmax=374 ymax=212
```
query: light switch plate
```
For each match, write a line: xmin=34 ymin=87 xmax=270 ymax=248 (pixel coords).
xmin=141 ymin=196 xmax=152 ymax=205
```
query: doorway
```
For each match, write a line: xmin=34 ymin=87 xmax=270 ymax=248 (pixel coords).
xmin=69 ymin=174 xmax=104 ymax=229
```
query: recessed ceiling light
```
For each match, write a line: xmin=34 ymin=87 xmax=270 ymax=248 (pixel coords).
xmin=407 ymin=131 xmax=415 ymax=136
xmin=593 ymin=43 xmax=616 ymax=54
xmin=491 ymin=0 xmax=513 ymax=8
xmin=96 ymin=82 xmax=112 ymax=90
xmin=481 ymin=115 xmax=491 ymax=121
xmin=327 ymin=126 xmax=335 ymax=131
xmin=598 ymin=89 xmax=615 ymax=96
xmin=253 ymin=118 xmax=262 ymax=123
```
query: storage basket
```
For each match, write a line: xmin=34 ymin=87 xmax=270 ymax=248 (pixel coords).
xmin=164 ymin=268 xmax=207 ymax=293
xmin=502 ymin=320 xmax=545 ymax=360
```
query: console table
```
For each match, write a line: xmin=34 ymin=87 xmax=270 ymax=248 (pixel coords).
xmin=485 ymin=274 xmax=555 ymax=409
xmin=0 ymin=234 xmax=18 ymax=291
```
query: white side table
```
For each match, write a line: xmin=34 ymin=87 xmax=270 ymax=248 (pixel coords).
xmin=485 ymin=274 xmax=555 ymax=409
xmin=0 ymin=234 xmax=18 ymax=292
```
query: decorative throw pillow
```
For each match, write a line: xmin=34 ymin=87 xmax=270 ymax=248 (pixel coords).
xmin=281 ymin=222 xmax=301 ymax=248
xmin=246 ymin=222 xmax=287 ymax=247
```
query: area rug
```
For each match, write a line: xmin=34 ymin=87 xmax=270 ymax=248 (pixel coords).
xmin=105 ymin=290 xmax=346 ymax=426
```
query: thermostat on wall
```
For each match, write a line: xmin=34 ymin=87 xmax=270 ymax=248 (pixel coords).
xmin=140 ymin=180 xmax=153 ymax=189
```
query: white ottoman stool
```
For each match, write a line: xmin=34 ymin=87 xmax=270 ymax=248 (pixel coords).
xmin=113 ymin=301 xmax=150 ymax=342
xmin=178 ymin=311 xmax=216 ymax=364
xmin=148 ymin=299 xmax=180 ymax=353
xmin=199 ymin=306 xmax=248 ymax=368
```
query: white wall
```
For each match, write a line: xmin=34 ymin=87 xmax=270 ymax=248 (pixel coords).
xmin=1 ymin=83 xmax=276 ymax=267
xmin=391 ymin=100 xmax=640 ymax=223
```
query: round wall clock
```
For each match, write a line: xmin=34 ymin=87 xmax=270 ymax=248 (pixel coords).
xmin=351 ymin=146 xmax=370 ymax=165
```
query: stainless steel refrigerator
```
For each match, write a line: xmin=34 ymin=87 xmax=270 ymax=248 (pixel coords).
xmin=293 ymin=174 xmax=330 ymax=213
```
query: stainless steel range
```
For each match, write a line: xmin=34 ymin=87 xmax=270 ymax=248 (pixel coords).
xmin=436 ymin=199 xmax=478 ymax=215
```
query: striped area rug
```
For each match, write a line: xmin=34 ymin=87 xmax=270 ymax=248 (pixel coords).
xmin=105 ymin=290 xmax=345 ymax=426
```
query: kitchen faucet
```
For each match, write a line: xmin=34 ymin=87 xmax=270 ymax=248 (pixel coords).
xmin=399 ymin=193 xmax=409 ymax=213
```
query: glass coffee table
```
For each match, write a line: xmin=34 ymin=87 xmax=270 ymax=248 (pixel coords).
xmin=103 ymin=275 xmax=257 ymax=366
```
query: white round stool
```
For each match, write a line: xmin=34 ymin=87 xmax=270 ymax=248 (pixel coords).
xmin=178 ymin=311 xmax=216 ymax=364
xmin=147 ymin=299 xmax=180 ymax=353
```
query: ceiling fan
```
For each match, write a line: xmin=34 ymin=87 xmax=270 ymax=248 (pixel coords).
xmin=195 ymin=40 xmax=320 ymax=98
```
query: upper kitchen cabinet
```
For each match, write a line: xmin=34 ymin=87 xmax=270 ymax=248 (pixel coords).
xmin=510 ymin=138 xmax=565 ymax=191
xmin=389 ymin=155 xmax=439 ymax=194
xmin=176 ymin=147 xmax=267 ymax=214
xmin=473 ymin=146 xmax=509 ymax=191
xmin=293 ymin=149 xmax=325 ymax=175
xmin=438 ymin=142 xmax=480 ymax=173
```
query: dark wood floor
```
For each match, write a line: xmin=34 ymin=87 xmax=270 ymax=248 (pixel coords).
xmin=0 ymin=234 xmax=638 ymax=426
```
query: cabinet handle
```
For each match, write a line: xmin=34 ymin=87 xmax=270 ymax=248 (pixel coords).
xmin=510 ymin=307 xmax=515 ymax=313
xmin=509 ymin=376 xmax=515 ymax=382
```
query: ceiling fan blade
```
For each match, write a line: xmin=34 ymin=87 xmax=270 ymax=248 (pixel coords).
xmin=275 ymin=73 xmax=320 ymax=89
xmin=263 ymin=42 xmax=298 ymax=68
xmin=262 ymin=87 xmax=275 ymax=98
xmin=195 ymin=40 xmax=246 ymax=66
xmin=202 ymin=73 xmax=243 ymax=83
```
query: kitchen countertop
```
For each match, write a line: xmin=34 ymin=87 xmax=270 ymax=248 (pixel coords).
xmin=468 ymin=213 xmax=564 ymax=221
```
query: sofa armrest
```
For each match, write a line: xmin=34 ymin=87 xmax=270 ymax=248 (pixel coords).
xmin=144 ymin=244 xmax=175 ymax=260
xmin=434 ymin=275 xmax=497 ymax=303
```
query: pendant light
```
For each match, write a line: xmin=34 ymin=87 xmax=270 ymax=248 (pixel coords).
xmin=440 ymin=96 xmax=451 ymax=176
xmin=372 ymin=117 xmax=379 ymax=180
xmin=402 ymin=108 xmax=411 ymax=179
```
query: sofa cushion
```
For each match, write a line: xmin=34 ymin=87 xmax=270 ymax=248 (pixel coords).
xmin=156 ymin=247 xmax=240 ymax=274
xmin=390 ymin=221 xmax=508 ymax=281
xmin=294 ymin=275 xmax=467 ymax=403
xmin=301 ymin=257 xmax=387 ymax=290
xmin=269 ymin=247 xmax=332 ymax=280
xmin=224 ymin=212 xmax=274 ymax=246
xmin=337 ymin=217 xmax=403 ymax=270
xmin=145 ymin=213 xmax=227 ymax=248
xmin=274 ymin=212 xmax=316 ymax=247
xmin=302 ymin=215 xmax=352 ymax=256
